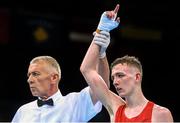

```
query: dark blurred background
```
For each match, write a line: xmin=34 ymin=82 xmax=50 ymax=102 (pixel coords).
xmin=0 ymin=0 xmax=178 ymax=121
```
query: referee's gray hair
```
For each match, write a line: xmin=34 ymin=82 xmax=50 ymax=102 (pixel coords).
xmin=30 ymin=56 xmax=61 ymax=81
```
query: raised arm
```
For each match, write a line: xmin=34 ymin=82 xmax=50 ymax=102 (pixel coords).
xmin=97 ymin=56 xmax=110 ymax=89
xmin=80 ymin=4 xmax=125 ymax=115
xmin=87 ymin=39 xmax=110 ymax=105
xmin=95 ymin=3 xmax=120 ymax=90
xmin=80 ymin=32 xmax=110 ymax=106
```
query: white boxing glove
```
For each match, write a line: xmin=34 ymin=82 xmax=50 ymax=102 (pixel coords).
xmin=93 ymin=31 xmax=110 ymax=58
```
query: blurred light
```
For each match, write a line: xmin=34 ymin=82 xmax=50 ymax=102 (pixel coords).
xmin=121 ymin=25 xmax=162 ymax=41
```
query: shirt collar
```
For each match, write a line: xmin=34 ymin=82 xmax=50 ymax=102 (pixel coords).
xmin=48 ymin=90 xmax=62 ymax=103
xmin=38 ymin=90 xmax=62 ymax=104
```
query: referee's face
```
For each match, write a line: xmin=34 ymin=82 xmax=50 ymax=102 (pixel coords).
xmin=27 ymin=61 xmax=54 ymax=99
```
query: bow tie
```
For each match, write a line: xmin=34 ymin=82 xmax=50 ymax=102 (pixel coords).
xmin=37 ymin=98 xmax=54 ymax=107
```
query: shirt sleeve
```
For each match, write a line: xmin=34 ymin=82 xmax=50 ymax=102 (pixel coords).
xmin=72 ymin=86 xmax=102 ymax=121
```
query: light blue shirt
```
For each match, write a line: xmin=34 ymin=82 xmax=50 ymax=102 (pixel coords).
xmin=12 ymin=87 xmax=102 ymax=123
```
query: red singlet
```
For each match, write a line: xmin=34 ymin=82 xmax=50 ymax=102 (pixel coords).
xmin=115 ymin=101 xmax=154 ymax=122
